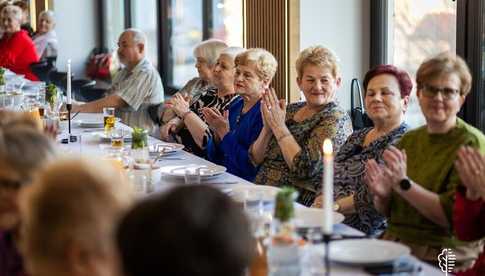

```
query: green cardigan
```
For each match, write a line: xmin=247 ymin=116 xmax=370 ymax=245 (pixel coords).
xmin=386 ymin=118 xmax=485 ymax=248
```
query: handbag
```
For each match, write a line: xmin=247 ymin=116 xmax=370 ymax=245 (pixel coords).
xmin=350 ymin=78 xmax=373 ymax=130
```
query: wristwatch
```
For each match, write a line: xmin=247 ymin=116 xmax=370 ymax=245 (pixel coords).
xmin=399 ymin=178 xmax=411 ymax=191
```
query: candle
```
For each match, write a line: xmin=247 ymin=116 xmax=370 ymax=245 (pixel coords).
xmin=66 ymin=59 xmax=72 ymax=104
xmin=322 ymin=139 xmax=334 ymax=234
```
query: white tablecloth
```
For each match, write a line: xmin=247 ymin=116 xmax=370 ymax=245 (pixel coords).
xmin=56 ymin=113 xmax=443 ymax=276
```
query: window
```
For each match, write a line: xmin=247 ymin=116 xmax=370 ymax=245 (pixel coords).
xmin=102 ymin=0 xmax=126 ymax=51
xmin=131 ymin=0 xmax=159 ymax=67
xmin=388 ymin=0 xmax=457 ymax=128
xmin=161 ymin=0 xmax=243 ymax=91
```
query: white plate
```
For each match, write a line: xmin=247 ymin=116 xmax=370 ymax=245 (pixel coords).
xmin=92 ymin=131 xmax=132 ymax=142
xmin=149 ymin=143 xmax=184 ymax=154
xmin=230 ymin=184 xmax=281 ymax=203
xmin=328 ymin=239 xmax=411 ymax=265
xmin=160 ymin=164 xmax=226 ymax=177
xmin=76 ymin=118 xmax=121 ymax=128
xmin=294 ymin=208 xmax=344 ymax=228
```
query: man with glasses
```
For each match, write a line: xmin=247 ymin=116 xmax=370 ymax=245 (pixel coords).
xmin=72 ymin=29 xmax=164 ymax=131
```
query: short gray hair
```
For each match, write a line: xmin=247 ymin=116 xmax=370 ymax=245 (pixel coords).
xmin=38 ymin=10 xmax=55 ymax=23
xmin=1 ymin=4 xmax=22 ymax=23
xmin=123 ymin=28 xmax=147 ymax=46
xmin=193 ymin=39 xmax=228 ymax=66
xmin=220 ymin=46 xmax=246 ymax=61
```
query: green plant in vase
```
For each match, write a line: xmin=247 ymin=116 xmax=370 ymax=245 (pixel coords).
xmin=0 ymin=68 xmax=6 ymax=94
xmin=273 ymin=187 xmax=297 ymax=241
xmin=45 ymin=83 xmax=57 ymax=110
xmin=131 ymin=127 xmax=149 ymax=163
xmin=131 ymin=127 xmax=148 ymax=149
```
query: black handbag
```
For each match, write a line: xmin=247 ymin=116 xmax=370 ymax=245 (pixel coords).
xmin=350 ymin=78 xmax=373 ymax=130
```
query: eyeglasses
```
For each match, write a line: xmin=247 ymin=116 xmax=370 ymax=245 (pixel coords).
xmin=421 ymin=85 xmax=461 ymax=100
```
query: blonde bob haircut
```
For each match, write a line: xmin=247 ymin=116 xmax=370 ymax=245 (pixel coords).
xmin=20 ymin=158 xmax=133 ymax=271
xmin=193 ymin=39 xmax=228 ymax=66
xmin=235 ymin=48 xmax=278 ymax=81
xmin=295 ymin=46 xmax=341 ymax=79
xmin=416 ymin=52 xmax=472 ymax=96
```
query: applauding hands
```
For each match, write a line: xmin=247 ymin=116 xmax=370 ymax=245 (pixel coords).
xmin=261 ymin=88 xmax=289 ymax=140
xmin=202 ymin=107 xmax=230 ymax=140
xmin=455 ymin=146 xmax=485 ymax=201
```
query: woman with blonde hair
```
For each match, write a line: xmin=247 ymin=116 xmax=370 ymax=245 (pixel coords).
xmin=0 ymin=120 xmax=56 ymax=276
xmin=251 ymin=46 xmax=352 ymax=206
xmin=204 ymin=48 xmax=277 ymax=181
xmin=20 ymin=158 xmax=133 ymax=276
xmin=164 ymin=46 xmax=244 ymax=156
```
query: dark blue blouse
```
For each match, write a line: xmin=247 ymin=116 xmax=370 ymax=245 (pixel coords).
xmin=206 ymin=97 xmax=263 ymax=181
xmin=333 ymin=123 xmax=408 ymax=236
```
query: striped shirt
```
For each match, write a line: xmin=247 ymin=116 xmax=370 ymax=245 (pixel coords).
xmin=112 ymin=58 xmax=164 ymax=132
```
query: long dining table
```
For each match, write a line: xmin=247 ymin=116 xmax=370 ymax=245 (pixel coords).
xmin=54 ymin=112 xmax=444 ymax=275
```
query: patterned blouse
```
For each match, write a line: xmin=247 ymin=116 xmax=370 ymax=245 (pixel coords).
xmin=255 ymin=101 xmax=352 ymax=206
xmin=334 ymin=123 xmax=408 ymax=236
xmin=176 ymin=88 xmax=239 ymax=157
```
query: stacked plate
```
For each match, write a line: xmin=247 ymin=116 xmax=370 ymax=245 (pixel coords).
xmin=160 ymin=164 xmax=226 ymax=178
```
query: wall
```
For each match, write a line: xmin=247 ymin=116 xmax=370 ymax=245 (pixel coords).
xmin=53 ymin=0 xmax=99 ymax=78
xmin=300 ymin=0 xmax=370 ymax=110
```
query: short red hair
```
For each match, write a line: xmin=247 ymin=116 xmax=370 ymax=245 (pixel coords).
xmin=363 ymin=64 xmax=413 ymax=98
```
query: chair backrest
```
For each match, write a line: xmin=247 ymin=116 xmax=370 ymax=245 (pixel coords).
xmin=350 ymin=78 xmax=373 ymax=130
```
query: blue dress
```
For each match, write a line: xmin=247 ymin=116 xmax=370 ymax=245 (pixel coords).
xmin=206 ymin=97 xmax=263 ymax=181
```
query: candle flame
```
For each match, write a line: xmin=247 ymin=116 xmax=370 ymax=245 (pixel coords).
xmin=323 ymin=139 xmax=332 ymax=155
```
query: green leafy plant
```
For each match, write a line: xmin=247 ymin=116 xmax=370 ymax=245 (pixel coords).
xmin=0 ymin=68 xmax=5 ymax=87
xmin=131 ymin=127 xmax=148 ymax=149
xmin=274 ymin=187 xmax=297 ymax=223
xmin=45 ymin=83 xmax=57 ymax=107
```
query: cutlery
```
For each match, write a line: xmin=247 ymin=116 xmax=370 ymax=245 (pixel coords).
xmin=70 ymin=111 xmax=81 ymax=120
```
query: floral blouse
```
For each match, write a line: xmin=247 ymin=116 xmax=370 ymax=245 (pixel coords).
xmin=334 ymin=123 xmax=408 ymax=236
xmin=255 ymin=101 xmax=352 ymax=206
xmin=176 ymin=88 xmax=239 ymax=157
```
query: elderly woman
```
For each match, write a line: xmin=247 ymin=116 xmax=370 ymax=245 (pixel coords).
xmin=0 ymin=5 xmax=38 ymax=80
xmin=204 ymin=48 xmax=277 ymax=181
xmin=312 ymin=64 xmax=411 ymax=236
xmin=157 ymin=39 xmax=227 ymax=131
xmin=164 ymin=47 xmax=244 ymax=156
xmin=32 ymin=10 xmax=57 ymax=61
xmin=366 ymin=53 xmax=485 ymax=267
xmin=20 ymin=158 xmax=133 ymax=276
xmin=0 ymin=116 xmax=56 ymax=276
xmin=453 ymin=147 xmax=485 ymax=275
xmin=250 ymin=46 xmax=352 ymax=206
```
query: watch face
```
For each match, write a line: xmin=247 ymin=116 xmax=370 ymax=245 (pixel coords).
xmin=399 ymin=179 xmax=411 ymax=191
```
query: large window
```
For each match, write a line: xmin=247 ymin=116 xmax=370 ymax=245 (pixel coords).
xmin=102 ymin=0 xmax=125 ymax=51
xmin=131 ymin=0 xmax=159 ymax=67
xmin=388 ymin=0 xmax=457 ymax=128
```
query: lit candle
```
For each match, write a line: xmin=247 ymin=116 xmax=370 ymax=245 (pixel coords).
xmin=66 ymin=59 xmax=72 ymax=104
xmin=322 ymin=138 xmax=334 ymax=235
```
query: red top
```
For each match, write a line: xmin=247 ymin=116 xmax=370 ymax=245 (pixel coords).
xmin=454 ymin=187 xmax=485 ymax=276
xmin=0 ymin=30 xmax=39 ymax=81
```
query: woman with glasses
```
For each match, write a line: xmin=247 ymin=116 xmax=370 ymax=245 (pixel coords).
xmin=366 ymin=53 xmax=485 ymax=269
xmin=312 ymin=64 xmax=412 ymax=237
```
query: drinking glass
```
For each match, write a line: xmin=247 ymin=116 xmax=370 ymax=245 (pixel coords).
xmin=103 ymin=107 xmax=115 ymax=134
xmin=110 ymin=128 xmax=125 ymax=148
xmin=184 ymin=168 xmax=201 ymax=185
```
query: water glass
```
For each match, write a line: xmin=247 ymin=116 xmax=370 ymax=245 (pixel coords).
xmin=184 ymin=168 xmax=201 ymax=185
xmin=110 ymin=128 xmax=125 ymax=148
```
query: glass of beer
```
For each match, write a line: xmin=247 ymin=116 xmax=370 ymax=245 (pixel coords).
xmin=103 ymin=107 xmax=115 ymax=134
xmin=110 ymin=128 xmax=125 ymax=148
